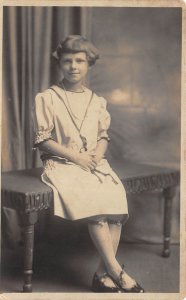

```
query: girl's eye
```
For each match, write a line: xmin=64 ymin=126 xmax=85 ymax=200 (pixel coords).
xmin=76 ymin=59 xmax=85 ymax=63
xmin=61 ymin=58 xmax=87 ymax=64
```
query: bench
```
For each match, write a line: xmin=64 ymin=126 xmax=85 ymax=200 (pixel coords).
xmin=1 ymin=161 xmax=180 ymax=292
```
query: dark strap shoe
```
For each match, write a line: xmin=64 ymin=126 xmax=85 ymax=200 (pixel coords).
xmin=92 ymin=272 xmax=122 ymax=293
xmin=110 ymin=265 xmax=145 ymax=293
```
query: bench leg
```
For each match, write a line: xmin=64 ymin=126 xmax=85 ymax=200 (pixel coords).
xmin=162 ymin=186 xmax=176 ymax=257
xmin=23 ymin=211 xmax=38 ymax=292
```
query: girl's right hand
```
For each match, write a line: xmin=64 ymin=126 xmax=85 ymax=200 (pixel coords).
xmin=74 ymin=152 xmax=97 ymax=171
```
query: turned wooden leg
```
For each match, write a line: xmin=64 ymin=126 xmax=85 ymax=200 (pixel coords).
xmin=23 ymin=211 xmax=38 ymax=292
xmin=162 ymin=186 xmax=176 ymax=257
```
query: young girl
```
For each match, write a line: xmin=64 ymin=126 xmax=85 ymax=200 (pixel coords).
xmin=33 ymin=35 xmax=144 ymax=293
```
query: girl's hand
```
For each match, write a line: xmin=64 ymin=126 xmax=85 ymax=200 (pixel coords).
xmin=74 ymin=152 xmax=97 ymax=171
xmin=89 ymin=150 xmax=102 ymax=165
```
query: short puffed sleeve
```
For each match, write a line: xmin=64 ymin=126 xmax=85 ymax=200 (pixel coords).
xmin=33 ymin=91 xmax=54 ymax=146
xmin=97 ymin=97 xmax=111 ymax=142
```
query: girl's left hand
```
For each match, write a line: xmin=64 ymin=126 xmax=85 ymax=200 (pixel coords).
xmin=90 ymin=151 xmax=102 ymax=165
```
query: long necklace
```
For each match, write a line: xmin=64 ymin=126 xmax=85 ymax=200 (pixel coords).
xmin=50 ymin=84 xmax=94 ymax=151
xmin=61 ymin=82 xmax=88 ymax=127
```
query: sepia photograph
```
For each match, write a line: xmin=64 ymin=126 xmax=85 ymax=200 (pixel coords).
xmin=1 ymin=1 xmax=185 ymax=299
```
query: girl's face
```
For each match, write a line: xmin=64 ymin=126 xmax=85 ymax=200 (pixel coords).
xmin=59 ymin=52 xmax=89 ymax=84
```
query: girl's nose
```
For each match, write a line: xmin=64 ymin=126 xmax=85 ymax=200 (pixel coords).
xmin=71 ymin=60 xmax=77 ymax=69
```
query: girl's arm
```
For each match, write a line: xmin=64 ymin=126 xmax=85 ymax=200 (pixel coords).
xmin=92 ymin=138 xmax=108 ymax=164
xmin=38 ymin=139 xmax=97 ymax=170
xmin=38 ymin=139 xmax=78 ymax=161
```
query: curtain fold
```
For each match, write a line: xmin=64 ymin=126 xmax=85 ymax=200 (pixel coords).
xmin=2 ymin=7 xmax=23 ymax=171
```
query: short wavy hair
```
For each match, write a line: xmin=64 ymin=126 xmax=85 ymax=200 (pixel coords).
xmin=52 ymin=35 xmax=100 ymax=66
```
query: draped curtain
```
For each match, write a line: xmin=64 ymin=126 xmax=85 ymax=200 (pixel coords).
xmin=2 ymin=6 xmax=79 ymax=171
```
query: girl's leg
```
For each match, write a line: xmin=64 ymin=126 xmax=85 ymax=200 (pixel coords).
xmin=95 ymin=215 xmax=123 ymax=275
xmin=88 ymin=217 xmax=122 ymax=278
xmin=88 ymin=215 xmax=137 ymax=289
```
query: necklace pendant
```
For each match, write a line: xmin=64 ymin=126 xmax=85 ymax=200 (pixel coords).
xmin=80 ymin=134 xmax=88 ymax=152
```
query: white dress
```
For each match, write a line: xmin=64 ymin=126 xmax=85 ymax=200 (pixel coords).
xmin=33 ymin=84 xmax=128 ymax=221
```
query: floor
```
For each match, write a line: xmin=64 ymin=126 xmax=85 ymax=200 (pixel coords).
xmin=1 ymin=239 xmax=179 ymax=294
